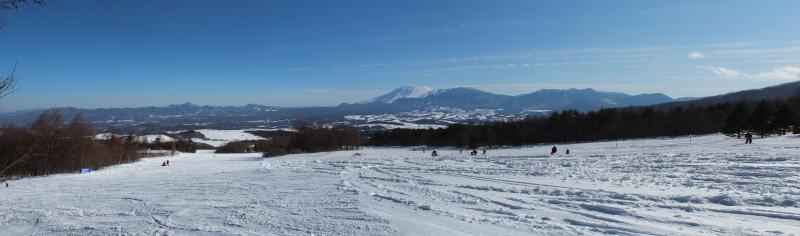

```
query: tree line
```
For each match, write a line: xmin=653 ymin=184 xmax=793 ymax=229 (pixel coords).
xmin=0 ymin=109 xmax=199 ymax=179
xmin=0 ymin=110 xmax=142 ymax=178
xmin=368 ymin=91 xmax=800 ymax=148
xmin=140 ymin=136 xmax=199 ymax=154
xmin=216 ymin=140 xmax=262 ymax=154
xmin=259 ymin=123 xmax=361 ymax=157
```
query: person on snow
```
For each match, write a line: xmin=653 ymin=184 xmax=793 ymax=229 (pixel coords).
xmin=161 ymin=161 xmax=166 ymax=166
xmin=482 ymin=149 xmax=486 ymax=155
xmin=550 ymin=146 xmax=558 ymax=156
xmin=565 ymin=149 xmax=570 ymax=155
xmin=431 ymin=150 xmax=438 ymax=157
xmin=166 ymin=160 xmax=170 ymax=166
xmin=744 ymin=132 xmax=753 ymax=144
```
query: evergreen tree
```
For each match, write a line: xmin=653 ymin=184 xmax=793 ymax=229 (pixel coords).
xmin=368 ymin=94 xmax=800 ymax=148
xmin=748 ymin=101 xmax=773 ymax=137
xmin=723 ymin=102 xmax=749 ymax=138
xmin=770 ymin=103 xmax=794 ymax=135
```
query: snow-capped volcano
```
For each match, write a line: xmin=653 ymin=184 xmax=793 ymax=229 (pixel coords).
xmin=359 ymin=85 xmax=433 ymax=104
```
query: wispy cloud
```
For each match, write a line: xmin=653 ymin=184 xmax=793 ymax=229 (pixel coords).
xmin=687 ymin=51 xmax=705 ymax=59
xmin=339 ymin=41 xmax=794 ymax=71
xmin=310 ymin=40 xmax=800 ymax=83
xmin=337 ymin=45 xmax=671 ymax=72
xmin=698 ymin=66 xmax=744 ymax=77
xmin=757 ymin=66 xmax=800 ymax=80
xmin=377 ymin=20 xmax=530 ymax=41
xmin=698 ymin=65 xmax=800 ymax=81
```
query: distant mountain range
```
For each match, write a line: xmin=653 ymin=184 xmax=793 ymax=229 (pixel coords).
xmin=6 ymin=81 xmax=799 ymax=133
xmin=656 ymin=80 xmax=800 ymax=109
xmin=339 ymin=85 xmax=675 ymax=113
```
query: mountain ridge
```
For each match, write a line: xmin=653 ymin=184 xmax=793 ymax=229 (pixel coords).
xmin=13 ymin=84 xmax=787 ymax=133
xmin=654 ymin=80 xmax=800 ymax=109
xmin=345 ymin=86 xmax=674 ymax=112
xmin=5 ymin=80 xmax=799 ymax=133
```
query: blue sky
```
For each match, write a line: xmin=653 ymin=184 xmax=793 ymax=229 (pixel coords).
xmin=1 ymin=0 xmax=799 ymax=111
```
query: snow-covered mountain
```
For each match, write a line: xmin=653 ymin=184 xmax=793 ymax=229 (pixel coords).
xmin=0 ymin=85 xmax=682 ymax=132
xmin=350 ymin=86 xmax=673 ymax=112
xmin=358 ymin=85 xmax=433 ymax=104
xmin=390 ymin=87 xmax=512 ymax=109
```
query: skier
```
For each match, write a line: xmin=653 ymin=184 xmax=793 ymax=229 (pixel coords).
xmin=166 ymin=160 xmax=170 ymax=166
xmin=744 ymin=132 xmax=753 ymax=144
xmin=550 ymin=146 xmax=558 ymax=156
xmin=482 ymin=149 xmax=486 ymax=155
xmin=431 ymin=150 xmax=438 ymax=157
xmin=565 ymin=149 xmax=570 ymax=155
xmin=161 ymin=161 xmax=166 ymax=166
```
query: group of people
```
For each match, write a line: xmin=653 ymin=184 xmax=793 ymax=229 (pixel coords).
xmin=550 ymin=146 xmax=570 ymax=156
xmin=425 ymin=146 xmax=572 ymax=157
xmin=160 ymin=160 xmax=171 ymax=166
xmin=426 ymin=148 xmax=488 ymax=157
xmin=422 ymin=134 xmax=757 ymax=159
xmin=466 ymin=149 xmax=486 ymax=156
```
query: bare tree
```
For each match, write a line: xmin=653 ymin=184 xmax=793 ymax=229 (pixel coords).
xmin=0 ymin=0 xmax=45 ymax=28
xmin=0 ymin=1 xmax=44 ymax=10
xmin=0 ymin=0 xmax=44 ymax=100
xmin=0 ymin=0 xmax=44 ymax=182
xmin=0 ymin=67 xmax=15 ymax=100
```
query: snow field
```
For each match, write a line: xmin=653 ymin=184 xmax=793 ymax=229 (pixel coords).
xmin=192 ymin=129 xmax=266 ymax=147
xmin=1 ymin=134 xmax=799 ymax=235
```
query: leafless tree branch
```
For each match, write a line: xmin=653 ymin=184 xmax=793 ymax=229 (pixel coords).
xmin=0 ymin=65 xmax=17 ymax=101
xmin=0 ymin=0 xmax=45 ymax=10
xmin=0 ymin=0 xmax=45 ymax=28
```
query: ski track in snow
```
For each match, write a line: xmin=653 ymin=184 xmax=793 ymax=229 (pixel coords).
xmin=2 ymin=134 xmax=800 ymax=235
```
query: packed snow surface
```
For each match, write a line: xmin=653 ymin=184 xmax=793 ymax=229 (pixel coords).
xmin=192 ymin=129 xmax=265 ymax=147
xmin=2 ymin=134 xmax=800 ymax=235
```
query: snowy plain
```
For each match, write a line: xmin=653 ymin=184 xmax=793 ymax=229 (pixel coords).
xmin=191 ymin=129 xmax=266 ymax=147
xmin=1 ymin=134 xmax=799 ymax=235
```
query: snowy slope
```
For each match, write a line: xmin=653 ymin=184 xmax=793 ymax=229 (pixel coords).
xmin=1 ymin=134 xmax=799 ymax=235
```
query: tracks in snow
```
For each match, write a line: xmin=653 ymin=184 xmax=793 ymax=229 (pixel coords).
xmin=316 ymin=142 xmax=800 ymax=235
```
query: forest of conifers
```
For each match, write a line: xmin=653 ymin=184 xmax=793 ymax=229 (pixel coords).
xmin=368 ymin=91 xmax=800 ymax=148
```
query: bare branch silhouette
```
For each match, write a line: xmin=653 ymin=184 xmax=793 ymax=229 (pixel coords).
xmin=0 ymin=65 xmax=17 ymax=101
